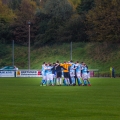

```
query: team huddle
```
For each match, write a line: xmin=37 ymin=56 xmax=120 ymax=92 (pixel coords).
xmin=40 ymin=60 xmax=91 ymax=86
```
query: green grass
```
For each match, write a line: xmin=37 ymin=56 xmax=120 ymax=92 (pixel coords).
xmin=0 ymin=77 xmax=120 ymax=120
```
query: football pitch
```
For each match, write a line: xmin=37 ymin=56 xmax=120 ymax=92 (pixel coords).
xmin=0 ymin=77 xmax=120 ymax=120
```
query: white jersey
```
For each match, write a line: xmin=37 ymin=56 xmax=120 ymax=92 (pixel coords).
xmin=47 ymin=66 xmax=53 ymax=74
xmin=75 ymin=63 xmax=82 ymax=78
xmin=82 ymin=66 xmax=88 ymax=74
xmin=41 ymin=64 xmax=47 ymax=80
xmin=41 ymin=64 xmax=46 ymax=76
xmin=45 ymin=66 xmax=53 ymax=81
xmin=75 ymin=63 xmax=81 ymax=73
xmin=82 ymin=66 xmax=88 ymax=80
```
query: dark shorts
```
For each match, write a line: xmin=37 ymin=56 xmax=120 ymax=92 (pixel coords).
xmin=63 ymin=72 xmax=69 ymax=78
xmin=57 ymin=72 xmax=62 ymax=78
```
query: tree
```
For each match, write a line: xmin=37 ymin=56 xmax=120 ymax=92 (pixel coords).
xmin=57 ymin=14 xmax=88 ymax=43
xmin=68 ymin=0 xmax=81 ymax=9
xmin=0 ymin=0 xmax=15 ymax=43
xmin=67 ymin=0 xmax=95 ymax=43
xmin=34 ymin=11 xmax=51 ymax=47
xmin=76 ymin=0 xmax=95 ymax=15
xmin=86 ymin=0 xmax=120 ymax=43
xmin=11 ymin=0 xmax=37 ymax=45
xmin=34 ymin=0 xmax=74 ymax=46
xmin=8 ymin=0 xmax=22 ymax=10
xmin=43 ymin=0 xmax=73 ymax=20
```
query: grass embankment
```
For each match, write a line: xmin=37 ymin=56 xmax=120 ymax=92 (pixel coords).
xmin=0 ymin=42 xmax=120 ymax=76
xmin=0 ymin=77 xmax=120 ymax=120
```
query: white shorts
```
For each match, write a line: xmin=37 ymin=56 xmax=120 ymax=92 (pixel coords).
xmin=76 ymin=71 xmax=81 ymax=78
xmin=70 ymin=71 xmax=75 ymax=77
xmin=46 ymin=73 xmax=54 ymax=80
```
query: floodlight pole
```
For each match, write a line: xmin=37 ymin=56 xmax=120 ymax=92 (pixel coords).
xmin=70 ymin=41 xmax=72 ymax=60
xmin=12 ymin=40 xmax=14 ymax=66
xmin=28 ymin=21 xmax=31 ymax=70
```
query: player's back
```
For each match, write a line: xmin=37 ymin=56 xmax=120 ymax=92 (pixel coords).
xmin=82 ymin=66 xmax=88 ymax=74
xmin=60 ymin=63 xmax=71 ymax=72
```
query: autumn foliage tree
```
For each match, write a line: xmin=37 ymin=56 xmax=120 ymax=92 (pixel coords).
xmin=86 ymin=0 xmax=120 ymax=43
xmin=76 ymin=0 xmax=94 ymax=15
xmin=34 ymin=0 xmax=74 ymax=46
xmin=0 ymin=0 xmax=15 ymax=43
xmin=11 ymin=0 xmax=37 ymax=45
xmin=1 ymin=0 xmax=120 ymax=45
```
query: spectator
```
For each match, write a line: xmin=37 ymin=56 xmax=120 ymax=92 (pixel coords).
xmin=112 ymin=67 xmax=115 ymax=78
xmin=14 ymin=66 xmax=18 ymax=71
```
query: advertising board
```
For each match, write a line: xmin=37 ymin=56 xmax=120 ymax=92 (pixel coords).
xmin=16 ymin=70 xmax=41 ymax=77
xmin=0 ymin=71 xmax=15 ymax=77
